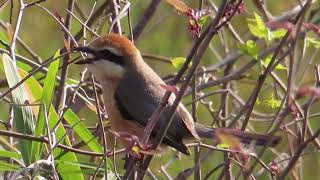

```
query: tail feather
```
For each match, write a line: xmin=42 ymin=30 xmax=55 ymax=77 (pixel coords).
xmin=195 ymin=123 xmax=281 ymax=147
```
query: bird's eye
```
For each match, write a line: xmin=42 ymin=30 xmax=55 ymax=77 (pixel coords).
xmin=97 ymin=49 xmax=125 ymax=66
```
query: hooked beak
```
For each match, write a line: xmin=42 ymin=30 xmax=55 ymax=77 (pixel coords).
xmin=73 ymin=46 xmax=97 ymax=64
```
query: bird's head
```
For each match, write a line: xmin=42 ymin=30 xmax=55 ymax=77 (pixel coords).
xmin=74 ymin=34 xmax=143 ymax=80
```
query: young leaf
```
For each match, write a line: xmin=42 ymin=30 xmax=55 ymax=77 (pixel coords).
xmin=306 ymin=37 xmax=320 ymax=48
xmin=237 ymin=40 xmax=259 ymax=59
xmin=270 ymin=29 xmax=287 ymax=40
xmin=263 ymin=55 xmax=287 ymax=70
xmin=199 ymin=16 xmax=209 ymax=27
xmin=258 ymin=93 xmax=282 ymax=109
xmin=266 ymin=96 xmax=282 ymax=109
xmin=171 ymin=57 xmax=190 ymax=69
xmin=247 ymin=13 xmax=268 ymax=40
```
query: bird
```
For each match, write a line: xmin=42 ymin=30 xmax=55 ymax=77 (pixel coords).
xmin=74 ymin=33 xmax=281 ymax=155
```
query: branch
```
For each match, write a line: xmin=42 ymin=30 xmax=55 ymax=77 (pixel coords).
xmin=0 ymin=129 xmax=125 ymax=157
xmin=131 ymin=0 xmax=161 ymax=41
xmin=278 ymin=129 xmax=320 ymax=180
xmin=136 ymin=0 xmax=230 ymax=178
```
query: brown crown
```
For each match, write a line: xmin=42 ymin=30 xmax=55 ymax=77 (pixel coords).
xmin=91 ymin=33 xmax=139 ymax=58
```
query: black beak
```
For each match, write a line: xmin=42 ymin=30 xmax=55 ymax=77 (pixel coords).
xmin=73 ymin=46 xmax=96 ymax=54
xmin=72 ymin=46 xmax=97 ymax=64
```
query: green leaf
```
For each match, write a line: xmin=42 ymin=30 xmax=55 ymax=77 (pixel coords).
xmin=262 ymin=56 xmax=287 ymax=70
xmin=217 ymin=143 xmax=230 ymax=149
xmin=258 ymin=93 xmax=282 ymax=109
xmin=59 ymin=161 xmax=116 ymax=177
xmin=270 ymin=29 xmax=287 ymax=39
xmin=2 ymin=53 xmax=35 ymax=165
xmin=306 ymin=37 xmax=320 ymax=48
xmin=32 ymin=50 xmax=60 ymax=162
xmin=266 ymin=97 xmax=281 ymax=109
xmin=66 ymin=78 xmax=80 ymax=85
xmin=247 ymin=13 xmax=269 ymax=40
xmin=0 ymin=161 xmax=21 ymax=171
xmin=199 ymin=16 xmax=209 ymax=27
xmin=237 ymin=40 xmax=259 ymax=59
xmin=0 ymin=150 xmax=21 ymax=159
xmin=0 ymin=31 xmax=9 ymax=49
xmin=17 ymin=60 xmax=33 ymax=73
xmin=171 ymin=57 xmax=190 ymax=69
xmin=64 ymin=110 xmax=103 ymax=153
xmin=247 ymin=13 xmax=287 ymax=42
xmin=19 ymin=65 xmax=84 ymax=180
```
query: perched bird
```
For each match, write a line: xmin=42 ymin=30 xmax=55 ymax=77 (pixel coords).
xmin=74 ymin=33 xmax=281 ymax=155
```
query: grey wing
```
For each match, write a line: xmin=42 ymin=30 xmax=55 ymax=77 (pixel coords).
xmin=114 ymin=71 xmax=191 ymax=154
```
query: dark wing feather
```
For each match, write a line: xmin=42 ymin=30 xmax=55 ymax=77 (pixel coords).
xmin=114 ymin=68 xmax=193 ymax=154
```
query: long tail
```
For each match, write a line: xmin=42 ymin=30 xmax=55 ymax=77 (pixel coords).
xmin=195 ymin=123 xmax=281 ymax=147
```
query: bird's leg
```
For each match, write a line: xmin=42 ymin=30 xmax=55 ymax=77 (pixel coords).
xmin=108 ymin=130 xmax=154 ymax=160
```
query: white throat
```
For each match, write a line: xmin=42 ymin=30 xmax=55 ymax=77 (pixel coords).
xmin=86 ymin=53 xmax=125 ymax=80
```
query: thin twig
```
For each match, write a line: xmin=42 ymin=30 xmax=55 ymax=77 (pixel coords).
xmin=278 ymin=129 xmax=320 ymax=180
xmin=131 ymin=0 xmax=161 ymax=41
xmin=90 ymin=75 xmax=109 ymax=179
xmin=0 ymin=129 xmax=125 ymax=157
xmin=54 ymin=0 xmax=74 ymax=111
xmin=109 ymin=0 xmax=122 ymax=34
xmin=137 ymin=0 xmax=230 ymax=178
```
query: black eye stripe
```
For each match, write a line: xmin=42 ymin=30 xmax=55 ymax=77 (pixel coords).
xmin=96 ymin=49 xmax=125 ymax=66
xmin=73 ymin=47 xmax=126 ymax=66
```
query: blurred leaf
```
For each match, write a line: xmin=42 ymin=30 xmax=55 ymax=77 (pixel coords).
xmin=0 ymin=161 xmax=21 ymax=171
xmin=2 ymin=53 xmax=35 ymax=165
xmin=237 ymin=40 xmax=259 ymax=59
xmin=217 ymin=143 xmax=231 ymax=149
xmin=0 ymin=30 xmax=9 ymax=49
xmin=60 ymin=161 xmax=116 ymax=176
xmin=32 ymin=50 xmax=60 ymax=162
xmin=258 ymin=93 xmax=282 ymax=109
xmin=66 ymin=78 xmax=80 ymax=85
xmin=266 ymin=21 xmax=292 ymax=33
xmin=171 ymin=57 xmax=190 ymax=69
xmin=248 ymin=13 xmax=288 ymax=42
xmin=199 ymin=16 xmax=209 ymax=27
xmin=306 ymin=37 xmax=320 ymax=48
xmin=18 ymin=69 xmax=41 ymax=118
xmin=262 ymin=55 xmax=287 ymax=70
xmin=17 ymin=61 xmax=33 ymax=73
xmin=60 ymin=161 xmax=106 ymax=169
xmin=216 ymin=130 xmax=242 ymax=150
xmin=247 ymin=13 xmax=269 ymax=40
xmin=270 ymin=29 xmax=287 ymax=39
xmin=0 ymin=150 xmax=21 ymax=159
xmin=166 ymin=0 xmax=190 ymax=13
xmin=0 ymin=137 xmax=18 ymax=152
xmin=266 ymin=96 xmax=282 ymax=109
